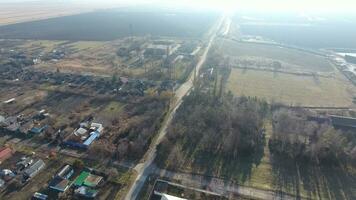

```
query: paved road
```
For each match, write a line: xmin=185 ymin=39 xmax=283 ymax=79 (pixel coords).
xmin=124 ymin=16 xmax=225 ymax=200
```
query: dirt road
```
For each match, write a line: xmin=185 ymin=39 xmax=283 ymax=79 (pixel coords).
xmin=124 ymin=16 xmax=225 ymax=200
xmin=153 ymin=167 xmax=298 ymax=200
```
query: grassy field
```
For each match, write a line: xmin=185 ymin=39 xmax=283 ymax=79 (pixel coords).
xmin=220 ymin=40 xmax=335 ymax=72
xmin=227 ymin=68 xmax=355 ymax=107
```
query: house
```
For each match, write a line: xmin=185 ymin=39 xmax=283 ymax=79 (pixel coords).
xmin=23 ymin=159 xmax=45 ymax=180
xmin=63 ymin=122 xmax=103 ymax=149
xmin=83 ymin=173 xmax=103 ymax=187
xmin=0 ymin=147 xmax=13 ymax=164
xmin=57 ymin=165 xmax=74 ymax=179
xmin=49 ymin=176 xmax=71 ymax=193
xmin=49 ymin=165 xmax=74 ymax=193
xmin=73 ymin=170 xmax=104 ymax=188
xmin=330 ymin=115 xmax=356 ymax=129
xmin=73 ymin=171 xmax=90 ymax=187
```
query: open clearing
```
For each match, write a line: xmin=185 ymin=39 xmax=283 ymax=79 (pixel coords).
xmin=227 ymin=68 xmax=355 ymax=107
xmin=221 ymin=40 xmax=335 ymax=72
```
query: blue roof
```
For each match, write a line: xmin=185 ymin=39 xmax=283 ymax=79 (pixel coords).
xmin=83 ymin=131 xmax=100 ymax=146
xmin=29 ymin=125 xmax=48 ymax=134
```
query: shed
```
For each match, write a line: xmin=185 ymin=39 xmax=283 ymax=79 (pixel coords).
xmin=0 ymin=147 xmax=13 ymax=163
xmin=0 ymin=116 xmax=5 ymax=124
xmin=4 ymin=98 xmax=15 ymax=104
xmin=33 ymin=192 xmax=48 ymax=200
xmin=160 ymin=193 xmax=187 ymax=200
xmin=24 ymin=159 xmax=45 ymax=179
xmin=75 ymin=186 xmax=98 ymax=198
xmin=75 ymin=128 xmax=88 ymax=136
xmin=28 ymin=125 xmax=48 ymax=135
xmin=57 ymin=165 xmax=74 ymax=179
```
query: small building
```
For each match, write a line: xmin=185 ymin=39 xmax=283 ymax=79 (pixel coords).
xmin=73 ymin=170 xmax=104 ymax=188
xmin=0 ymin=179 xmax=4 ymax=187
xmin=90 ymin=123 xmax=103 ymax=134
xmin=0 ymin=115 xmax=5 ymax=125
xmin=83 ymin=131 xmax=100 ymax=147
xmin=49 ymin=176 xmax=71 ymax=193
xmin=345 ymin=55 xmax=356 ymax=64
xmin=160 ymin=193 xmax=187 ymax=200
xmin=3 ymin=98 xmax=15 ymax=104
xmin=74 ymin=127 xmax=88 ymax=136
xmin=16 ymin=157 xmax=33 ymax=171
xmin=23 ymin=159 xmax=45 ymax=180
xmin=74 ymin=186 xmax=98 ymax=198
xmin=330 ymin=115 xmax=356 ymax=129
xmin=0 ymin=147 xmax=13 ymax=164
xmin=144 ymin=44 xmax=169 ymax=57
xmin=57 ymin=165 xmax=74 ymax=179
xmin=33 ymin=192 xmax=48 ymax=200
xmin=28 ymin=125 xmax=48 ymax=135
xmin=49 ymin=165 xmax=74 ymax=193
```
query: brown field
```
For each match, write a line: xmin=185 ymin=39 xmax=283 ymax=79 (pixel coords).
xmin=0 ymin=2 xmax=118 ymax=26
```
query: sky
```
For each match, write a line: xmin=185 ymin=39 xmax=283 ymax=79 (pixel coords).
xmin=1 ymin=0 xmax=355 ymax=14
xmin=79 ymin=0 xmax=356 ymax=13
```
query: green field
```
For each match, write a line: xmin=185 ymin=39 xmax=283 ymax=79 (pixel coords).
xmin=221 ymin=40 xmax=335 ymax=72
xmin=227 ymin=68 xmax=354 ymax=106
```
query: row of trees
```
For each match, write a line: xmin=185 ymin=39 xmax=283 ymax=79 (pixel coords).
xmin=270 ymin=108 xmax=356 ymax=165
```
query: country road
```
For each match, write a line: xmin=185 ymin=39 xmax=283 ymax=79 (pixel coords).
xmin=124 ymin=16 xmax=225 ymax=200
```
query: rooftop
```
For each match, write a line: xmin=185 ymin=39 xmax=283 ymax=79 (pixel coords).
xmin=330 ymin=115 xmax=356 ymax=128
xmin=73 ymin=171 xmax=90 ymax=186
xmin=49 ymin=176 xmax=71 ymax=192
xmin=83 ymin=173 xmax=103 ymax=187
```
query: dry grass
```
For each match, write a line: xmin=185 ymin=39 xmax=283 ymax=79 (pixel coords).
xmin=220 ymin=39 xmax=335 ymax=73
xmin=0 ymin=2 xmax=116 ymax=26
xmin=227 ymin=68 xmax=355 ymax=107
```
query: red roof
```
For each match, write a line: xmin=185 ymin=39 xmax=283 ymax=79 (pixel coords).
xmin=0 ymin=148 xmax=12 ymax=159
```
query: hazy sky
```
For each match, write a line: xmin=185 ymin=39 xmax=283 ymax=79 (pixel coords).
xmin=78 ymin=0 xmax=356 ymax=13
xmin=1 ymin=0 xmax=355 ymax=13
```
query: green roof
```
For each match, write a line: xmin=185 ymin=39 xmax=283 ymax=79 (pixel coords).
xmin=74 ymin=171 xmax=90 ymax=186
